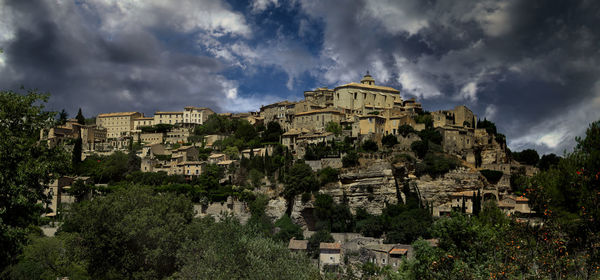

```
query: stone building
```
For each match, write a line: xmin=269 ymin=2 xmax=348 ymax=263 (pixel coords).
xmin=96 ymin=111 xmax=143 ymax=138
xmin=140 ymin=133 xmax=164 ymax=145
xmin=154 ymin=111 xmax=183 ymax=125
xmin=319 ymin=242 xmax=342 ymax=272
xmin=260 ymin=101 xmax=296 ymax=129
xmin=432 ymin=105 xmax=477 ymax=129
xmin=332 ymin=73 xmax=404 ymax=113
xmin=133 ymin=117 xmax=154 ymax=132
xmin=183 ymin=106 xmax=214 ymax=125
xmin=292 ymin=108 xmax=345 ymax=131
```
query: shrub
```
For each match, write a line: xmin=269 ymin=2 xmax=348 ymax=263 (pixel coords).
xmin=415 ymin=153 xmax=460 ymax=178
xmin=411 ymin=140 xmax=429 ymax=159
xmin=361 ymin=140 xmax=378 ymax=152
xmin=382 ymin=134 xmax=398 ymax=147
xmin=318 ymin=167 xmax=339 ymax=186
xmin=398 ymin=124 xmax=416 ymax=137
xmin=342 ymin=151 xmax=359 ymax=167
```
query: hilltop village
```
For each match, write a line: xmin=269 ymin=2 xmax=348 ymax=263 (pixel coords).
xmin=41 ymin=73 xmax=539 ymax=273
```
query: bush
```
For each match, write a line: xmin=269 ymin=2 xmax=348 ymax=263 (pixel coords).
xmin=361 ymin=140 xmax=378 ymax=152
xmin=480 ymin=169 xmax=504 ymax=184
xmin=415 ymin=153 xmax=460 ymax=178
xmin=398 ymin=124 xmax=416 ymax=137
xmin=511 ymin=149 xmax=540 ymax=166
xmin=382 ymin=134 xmax=398 ymax=147
xmin=342 ymin=151 xmax=359 ymax=167
xmin=273 ymin=214 xmax=303 ymax=242
xmin=418 ymin=128 xmax=443 ymax=145
xmin=318 ymin=167 xmax=339 ymax=186
xmin=411 ymin=140 xmax=429 ymax=159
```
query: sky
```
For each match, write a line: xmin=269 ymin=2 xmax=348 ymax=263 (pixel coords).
xmin=1 ymin=0 xmax=599 ymax=155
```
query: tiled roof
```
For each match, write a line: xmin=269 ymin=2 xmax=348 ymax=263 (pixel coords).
xmin=335 ymin=82 xmax=400 ymax=93
xmin=295 ymin=108 xmax=344 ymax=116
xmin=390 ymin=248 xmax=408 ymax=255
xmin=155 ymin=111 xmax=183 ymax=115
xmin=319 ymin=242 xmax=341 ymax=250
xmin=288 ymin=239 xmax=309 ymax=250
xmin=97 ymin=112 xmax=141 ymax=117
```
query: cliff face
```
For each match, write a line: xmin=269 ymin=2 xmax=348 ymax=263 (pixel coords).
xmin=412 ymin=167 xmax=490 ymax=207
xmin=291 ymin=160 xmax=400 ymax=230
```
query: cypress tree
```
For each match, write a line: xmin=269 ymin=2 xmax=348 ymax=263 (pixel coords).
xmin=76 ymin=108 xmax=85 ymax=125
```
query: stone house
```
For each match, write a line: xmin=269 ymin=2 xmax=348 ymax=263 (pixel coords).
xmin=154 ymin=111 xmax=183 ymax=125
xmin=183 ymin=106 xmax=214 ymax=125
xmin=319 ymin=242 xmax=342 ymax=272
xmin=96 ymin=111 xmax=143 ymax=138
xmin=292 ymin=108 xmax=345 ymax=131
xmin=140 ymin=132 xmax=164 ymax=145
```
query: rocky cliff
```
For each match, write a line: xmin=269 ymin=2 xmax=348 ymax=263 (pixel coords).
xmin=290 ymin=159 xmax=400 ymax=230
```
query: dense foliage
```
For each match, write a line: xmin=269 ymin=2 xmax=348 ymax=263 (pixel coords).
xmin=511 ymin=148 xmax=540 ymax=166
xmin=0 ymin=90 xmax=69 ymax=271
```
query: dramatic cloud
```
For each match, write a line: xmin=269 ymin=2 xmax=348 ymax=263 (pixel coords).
xmin=1 ymin=0 xmax=599 ymax=154
xmin=295 ymin=0 xmax=600 ymax=153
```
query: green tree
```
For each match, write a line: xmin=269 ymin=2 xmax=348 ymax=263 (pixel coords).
xmin=511 ymin=149 xmax=540 ymax=166
xmin=72 ymin=136 xmax=82 ymax=167
xmin=59 ymin=186 xmax=194 ymax=279
xmin=381 ymin=134 xmax=398 ymax=148
xmin=477 ymin=118 xmax=497 ymax=135
xmin=325 ymin=121 xmax=342 ymax=136
xmin=307 ymin=230 xmax=334 ymax=258
xmin=5 ymin=234 xmax=89 ymax=280
xmin=263 ymin=121 xmax=283 ymax=143
xmin=317 ymin=166 xmax=339 ymax=186
xmin=410 ymin=140 xmax=428 ymax=159
xmin=342 ymin=151 xmax=359 ymax=167
xmin=283 ymin=161 xmax=318 ymax=199
xmin=172 ymin=217 xmax=318 ymax=279
xmin=398 ymin=124 xmax=416 ymax=137
xmin=75 ymin=108 xmax=85 ymax=125
xmin=361 ymin=139 xmax=378 ymax=152
xmin=57 ymin=109 xmax=68 ymax=125
xmin=0 ymin=90 xmax=69 ymax=270
xmin=273 ymin=214 xmax=303 ymax=242
xmin=538 ymin=153 xmax=560 ymax=171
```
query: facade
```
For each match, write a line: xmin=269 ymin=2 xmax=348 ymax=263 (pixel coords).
xmin=165 ymin=128 xmax=191 ymax=144
xmin=332 ymin=74 xmax=404 ymax=113
xmin=133 ymin=117 xmax=154 ymax=132
xmin=319 ymin=242 xmax=342 ymax=271
xmin=96 ymin=112 xmax=143 ymax=138
xmin=183 ymin=106 xmax=214 ymax=125
xmin=432 ymin=105 xmax=477 ymax=129
xmin=292 ymin=108 xmax=345 ymax=131
xmin=154 ymin=111 xmax=183 ymax=125
xmin=140 ymin=133 xmax=164 ymax=144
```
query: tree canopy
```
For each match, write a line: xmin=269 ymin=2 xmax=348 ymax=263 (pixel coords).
xmin=0 ymin=90 xmax=69 ymax=270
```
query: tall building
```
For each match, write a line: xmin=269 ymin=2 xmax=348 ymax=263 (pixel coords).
xmin=96 ymin=112 xmax=143 ymax=138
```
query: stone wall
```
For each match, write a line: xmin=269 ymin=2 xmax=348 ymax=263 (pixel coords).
xmin=194 ymin=197 xmax=251 ymax=224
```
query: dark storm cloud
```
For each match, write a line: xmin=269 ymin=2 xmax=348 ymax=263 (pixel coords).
xmin=297 ymin=0 xmax=600 ymax=154
xmin=0 ymin=0 xmax=236 ymax=117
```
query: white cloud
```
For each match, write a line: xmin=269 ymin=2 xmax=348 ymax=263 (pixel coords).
xmin=394 ymin=55 xmax=441 ymax=99
xmin=484 ymin=104 xmax=497 ymax=120
xmin=363 ymin=0 xmax=429 ymax=35
xmin=459 ymin=82 xmax=478 ymax=102
xmin=81 ymin=0 xmax=251 ymax=37
xmin=509 ymin=83 xmax=600 ymax=153
xmin=251 ymin=0 xmax=279 ymax=13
